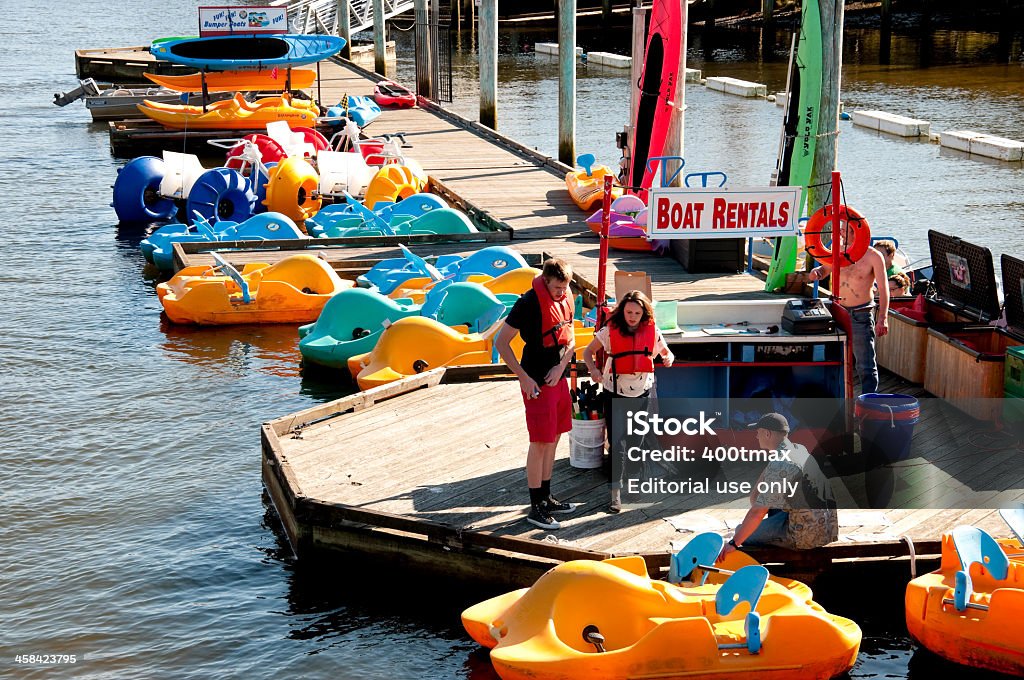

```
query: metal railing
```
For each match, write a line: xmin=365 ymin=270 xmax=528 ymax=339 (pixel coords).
xmin=272 ymin=0 xmax=416 ymax=35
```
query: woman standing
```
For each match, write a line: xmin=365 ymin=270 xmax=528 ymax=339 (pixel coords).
xmin=582 ymin=290 xmax=674 ymax=512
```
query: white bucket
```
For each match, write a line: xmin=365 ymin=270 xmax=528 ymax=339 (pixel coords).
xmin=569 ymin=418 xmax=606 ymax=469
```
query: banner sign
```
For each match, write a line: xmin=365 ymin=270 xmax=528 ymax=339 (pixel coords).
xmin=199 ymin=6 xmax=288 ymax=36
xmin=648 ymin=186 xmax=802 ymax=239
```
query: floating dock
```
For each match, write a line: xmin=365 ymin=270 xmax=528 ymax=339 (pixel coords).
xmin=705 ymin=76 xmax=767 ymax=98
xmin=852 ymin=110 xmax=930 ymax=138
xmin=940 ymin=130 xmax=1024 ymax=162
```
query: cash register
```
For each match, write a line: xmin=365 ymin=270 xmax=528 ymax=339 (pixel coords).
xmin=781 ymin=298 xmax=835 ymax=334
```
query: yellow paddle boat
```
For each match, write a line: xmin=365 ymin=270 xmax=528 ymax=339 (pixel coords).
xmin=566 ymin=153 xmax=623 ymax=211
xmin=157 ymin=253 xmax=351 ymax=325
xmin=348 ymin=316 xmax=593 ymax=390
xmin=363 ymin=165 xmax=426 ymax=210
xmin=464 ymin=533 xmax=860 ymax=680
xmin=388 ymin=267 xmax=541 ymax=305
xmin=144 ymin=68 xmax=318 ymax=93
xmin=905 ymin=515 xmax=1024 ymax=676
xmin=137 ymin=92 xmax=319 ymax=130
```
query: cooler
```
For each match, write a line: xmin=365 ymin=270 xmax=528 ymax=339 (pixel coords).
xmin=925 ymin=249 xmax=1024 ymax=422
xmin=1003 ymin=345 xmax=1024 ymax=423
xmin=877 ymin=231 xmax=1000 ymax=384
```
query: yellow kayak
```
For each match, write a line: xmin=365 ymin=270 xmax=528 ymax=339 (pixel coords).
xmin=565 ymin=164 xmax=623 ymax=211
xmin=143 ymin=69 xmax=318 ymax=93
xmin=464 ymin=533 xmax=860 ymax=680
xmin=137 ymin=92 xmax=319 ymax=130
xmin=906 ymin=525 xmax=1024 ymax=676
xmin=157 ymin=254 xmax=352 ymax=325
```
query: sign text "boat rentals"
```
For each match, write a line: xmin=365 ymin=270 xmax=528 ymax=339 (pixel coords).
xmin=648 ymin=186 xmax=802 ymax=239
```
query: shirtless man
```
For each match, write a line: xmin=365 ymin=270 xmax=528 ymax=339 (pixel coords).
xmin=805 ymin=244 xmax=889 ymax=394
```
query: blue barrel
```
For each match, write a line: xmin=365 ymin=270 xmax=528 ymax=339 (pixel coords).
xmin=855 ymin=393 xmax=920 ymax=464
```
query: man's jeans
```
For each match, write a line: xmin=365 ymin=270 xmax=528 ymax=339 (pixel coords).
xmin=744 ymin=509 xmax=791 ymax=547
xmin=850 ymin=306 xmax=878 ymax=395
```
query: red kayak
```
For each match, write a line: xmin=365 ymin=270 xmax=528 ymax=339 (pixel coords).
xmin=374 ymin=80 xmax=416 ymax=108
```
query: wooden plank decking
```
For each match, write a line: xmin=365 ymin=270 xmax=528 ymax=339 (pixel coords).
xmin=173 ymin=57 xmax=776 ymax=304
xmin=263 ymin=363 xmax=1024 ymax=586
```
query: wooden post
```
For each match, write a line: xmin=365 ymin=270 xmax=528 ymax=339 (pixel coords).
xmin=628 ymin=7 xmax=647 ymax=137
xmin=763 ymin=0 xmax=773 ymax=25
xmin=558 ymin=0 xmax=576 ymax=165
xmin=705 ymin=0 xmax=715 ymax=29
xmin=336 ymin=0 xmax=352 ymax=59
xmin=373 ymin=0 xmax=387 ymax=75
xmin=806 ymin=0 xmax=844 ymax=216
xmin=479 ymin=0 xmax=498 ymax=129
xmin=663 ymin=0 xmax=687 ymax=184
xmin=602 ymin=0 xmax=612 ymax=24
xmin=415 ymin=0 xmax=432 ymax=97
xmin=879 ymin=0 xmax=891 ymax=64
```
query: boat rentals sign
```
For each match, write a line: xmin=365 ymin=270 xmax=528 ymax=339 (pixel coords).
xmin=648 ymin=186 xmax=802 ymax=239
xmin=199 ymin=6 xmax=288 ymax=36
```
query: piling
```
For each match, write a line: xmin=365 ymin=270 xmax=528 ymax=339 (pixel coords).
xmin=479 ymin=0 xmax=498 ymax=129
xmin=336 ymin=0 xmax=352 ymax=59
xmin=558 ymin=0 xmax=576 ymax=165
xmin=373 ymin=0 xmax=387 ymax=74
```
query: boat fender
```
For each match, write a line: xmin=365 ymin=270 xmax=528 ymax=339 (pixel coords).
xmin=803 ymin=204 xmax=871 ymax=267
xmin=112 ymin=156 xmax=177 ymax=223
xmin=412 ymin=359 xmax=429 ymax=373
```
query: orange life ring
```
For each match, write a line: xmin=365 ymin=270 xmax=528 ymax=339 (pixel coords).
xmin=804 ymin=204 xmax=871 ymax=267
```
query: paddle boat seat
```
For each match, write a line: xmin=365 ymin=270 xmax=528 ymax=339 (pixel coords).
xmin=159 ymin=150 xmax=206 ymax=200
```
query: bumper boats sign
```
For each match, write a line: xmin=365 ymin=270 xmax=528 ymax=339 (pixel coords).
xmin=199 ymin=6 xmax=288 ymax=36
xmin=649 ymin=186 xmax=801 ymax=239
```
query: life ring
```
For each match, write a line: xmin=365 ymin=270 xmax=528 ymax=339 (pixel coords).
xmin=804 ymin=204 xmax=871 ymax=266
xmin=262 ymin=157 xmax=322 ymax=223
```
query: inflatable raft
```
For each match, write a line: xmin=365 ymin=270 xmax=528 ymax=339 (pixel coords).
xmin=905 ymin=518 xmax=1024 ymax=676
xmin=373 ymin=80 xmax=416 ymax=108
xmin=157 ymin=253 xmax=351 ymax=325
xmin=464 ymin=532 xmax=860 ymax=680
xmin=137 ymin=93 xmax=319 ymax=130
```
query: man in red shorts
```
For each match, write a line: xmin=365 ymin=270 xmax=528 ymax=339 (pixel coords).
xmin=495 ymin=257 xmax=577 ymax=530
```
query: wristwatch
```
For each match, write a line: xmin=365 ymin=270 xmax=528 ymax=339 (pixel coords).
xmin=728 ymin=538 xmax=739 ymax=548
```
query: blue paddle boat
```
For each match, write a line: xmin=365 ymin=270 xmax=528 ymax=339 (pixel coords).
xmin=141 ymin=212 xmax=306 ymax=272
xmin=324 ymin=95 xmax=382 ymax=127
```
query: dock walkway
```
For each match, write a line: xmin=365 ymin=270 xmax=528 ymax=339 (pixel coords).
xmin=174 ymin=57 xmax=774 ymax=304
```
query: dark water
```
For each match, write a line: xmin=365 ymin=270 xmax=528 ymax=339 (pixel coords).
xmin=1 ymin=1 xmax=1022 ymax=677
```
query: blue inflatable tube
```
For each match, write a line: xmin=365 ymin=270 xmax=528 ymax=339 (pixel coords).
xmin=111 ymin=156 xmax=177 ymax=223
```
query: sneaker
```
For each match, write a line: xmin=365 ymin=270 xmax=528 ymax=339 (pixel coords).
xmin=527 ymin=504 xmax=561 ymax=530
xmin=543 ymin=496 xmax=577 ymax=514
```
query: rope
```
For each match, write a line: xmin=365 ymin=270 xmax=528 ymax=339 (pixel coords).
xmin=391 ymin=20 xmax=417 ymax=31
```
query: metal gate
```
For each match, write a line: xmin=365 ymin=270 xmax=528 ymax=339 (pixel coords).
xmin=430 ymin=7 xmax=453 ymax=103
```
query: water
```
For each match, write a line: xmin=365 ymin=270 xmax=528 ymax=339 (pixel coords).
xmin=1 ymin=1 xmax=1021 ymax=677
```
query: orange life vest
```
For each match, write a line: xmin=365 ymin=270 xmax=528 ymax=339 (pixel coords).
xmin=531 ymin=275 xmax=574 ymax=348
xmin=608 ymin=320 xmax=656 ymax=374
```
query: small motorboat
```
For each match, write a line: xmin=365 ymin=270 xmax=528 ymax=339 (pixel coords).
xmin=373 ymin=80 xmax=416 ymax=108
xmin=137 ymin=92 xmax=319 ymax=130
xmin=157 ymin=253 xmax=352 ymax=325
xmin=565 ymin=153 xmax=623 ymax=211
xmin=52 ymin=78 xmax=232 ymax=121
xmin=905 ymin=512 xmax=1024 ymax=676
xmin=464 ymin=532 xmax=861 ymax=680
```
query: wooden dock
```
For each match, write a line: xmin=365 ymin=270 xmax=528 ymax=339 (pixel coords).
xmin=105 ymin=55 xmax=1018 ymax=586
xmin=173 ymin=56 xmax=775 ymax=304
xmin=263 ymin=364 xmax=1023 ymax=588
